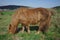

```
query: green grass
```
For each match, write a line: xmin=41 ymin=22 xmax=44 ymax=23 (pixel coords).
xmin=0 ymin=9 xmax=60 ymax=40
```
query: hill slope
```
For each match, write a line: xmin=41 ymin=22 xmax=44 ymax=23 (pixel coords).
xmin=0 ymin=5 xmax=30 ymax=10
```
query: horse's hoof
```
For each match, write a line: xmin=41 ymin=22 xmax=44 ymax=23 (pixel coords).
xmin=35 ymin=31 xmax=40 ymax=35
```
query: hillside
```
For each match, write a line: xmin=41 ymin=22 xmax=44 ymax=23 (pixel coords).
xmin=52 ymin=6 xmax=60 ymax=13
xmin=0 ymin=5 xmax=30 ymax=10
xmin=52 ymin=6 xmax=60 ymax=9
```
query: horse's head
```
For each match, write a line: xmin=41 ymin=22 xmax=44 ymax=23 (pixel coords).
xmin=8 ymin=24 xmax=16 ymax=34
xmin=8 ymin=24 xmax=12 ymax=34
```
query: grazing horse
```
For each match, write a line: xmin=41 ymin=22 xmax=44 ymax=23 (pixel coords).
xmin=8 ymin=7 xmax=54 ymax=34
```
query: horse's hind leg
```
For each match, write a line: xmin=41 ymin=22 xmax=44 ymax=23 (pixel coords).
xmin=36 ymin=22 xmax=45 ymax=34
xmin=36 ymin=24 xmax=43 ymax=34
xmin=43 ymin=21 xmax=50 ymax=33
xmin=39 ymin=22 xmax=50 ymax=34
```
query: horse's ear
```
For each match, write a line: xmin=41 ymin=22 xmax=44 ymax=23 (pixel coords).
xmin=9 ymin=24 xmax=11 ymax=26
xmin=9 ymin=24 xmax=11 ymax=30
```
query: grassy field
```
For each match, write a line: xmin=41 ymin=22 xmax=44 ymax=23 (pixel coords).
xmin=0 ymin=9 xmax=60 ymax=40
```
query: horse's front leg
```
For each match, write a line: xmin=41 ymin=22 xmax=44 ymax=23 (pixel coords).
xmin=26 ymin=25 xmax=30 ymax=34
xmin=21 ymin=26 xmax=25 ymax=33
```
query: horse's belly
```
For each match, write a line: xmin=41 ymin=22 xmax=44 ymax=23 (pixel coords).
xmin=20 ymin=18 xmax=39 ymax=25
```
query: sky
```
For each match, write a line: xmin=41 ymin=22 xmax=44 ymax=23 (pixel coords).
xmin=0 ymin=0 xmax=60 ymax=8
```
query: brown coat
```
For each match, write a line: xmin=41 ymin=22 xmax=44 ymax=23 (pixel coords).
xmin=9 ymin=7 xmax=53 ymax=34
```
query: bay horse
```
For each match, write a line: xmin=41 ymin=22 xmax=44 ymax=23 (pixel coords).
xmin=8 ymin=7 xmax=54 ymax=34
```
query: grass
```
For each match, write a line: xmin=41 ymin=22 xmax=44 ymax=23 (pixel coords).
xmin=0 ymin=9 xmax=60 ymax=40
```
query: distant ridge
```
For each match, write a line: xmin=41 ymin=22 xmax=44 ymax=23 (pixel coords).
xmin=0 ymin=5 xmax=60 ymax=10
xmin=0 ymin=5 xmax=30 ymax=10
xmin=52 ymin=6 xmax=60 ymax=9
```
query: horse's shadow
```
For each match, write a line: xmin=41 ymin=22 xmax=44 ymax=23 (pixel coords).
xmin=16 ymin=26 xmax=39 ymax=34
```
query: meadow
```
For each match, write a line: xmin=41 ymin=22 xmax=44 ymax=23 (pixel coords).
xmin=0 ymin=8 xmax=60 ymax=40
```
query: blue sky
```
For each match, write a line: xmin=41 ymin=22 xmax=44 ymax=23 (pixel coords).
xmin=0 ymin=0 xmax=60 ymax=8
